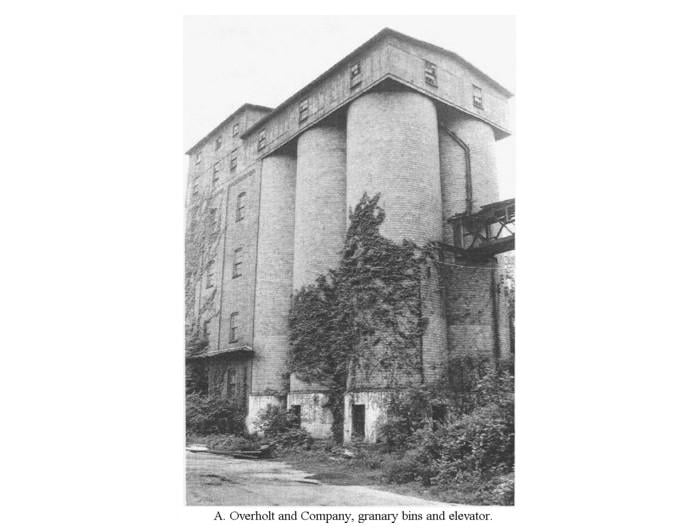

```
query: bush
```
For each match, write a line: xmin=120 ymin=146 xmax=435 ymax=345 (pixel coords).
xmin=186 ymin=393 xmax=246 ymax=435
xmin=379 ymin=388 xmax=432 ymax=451
xmin=187 ymin=433 xmax=259 ymax=451
xmin=253 ymin=405 xmax=313 ymax=449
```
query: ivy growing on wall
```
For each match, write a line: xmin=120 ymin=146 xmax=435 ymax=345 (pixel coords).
xmin=289 ymin=193 xmax=434 ymax=442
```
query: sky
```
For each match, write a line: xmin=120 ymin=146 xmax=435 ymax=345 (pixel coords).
xmin=184 ymin=16 xmax=515 ymax=199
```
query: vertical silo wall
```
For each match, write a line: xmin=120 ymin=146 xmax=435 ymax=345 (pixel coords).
xmin=288 ymin=122 xmax=347 ymax=438
xmin=249 ymin=154 xmax=296 ymax=431
xmin=345 ymin=89 xmax=447 ymax=439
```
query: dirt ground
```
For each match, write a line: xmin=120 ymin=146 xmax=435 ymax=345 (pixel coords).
xmin=186 ymin=450 xmax=446 ymax=506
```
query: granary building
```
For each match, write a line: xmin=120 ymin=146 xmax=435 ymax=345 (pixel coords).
xmin=185 ymin=28 xmax=514 ymax=442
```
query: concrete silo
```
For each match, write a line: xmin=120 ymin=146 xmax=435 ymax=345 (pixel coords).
xmin=288 ymin=120 xmax=347 ymax=438
xmin=249 ymin=153 xmax=296 ymax=431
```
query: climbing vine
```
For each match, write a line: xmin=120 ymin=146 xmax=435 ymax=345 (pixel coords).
xmin=289 ymin=193 xmax=434 ymax=442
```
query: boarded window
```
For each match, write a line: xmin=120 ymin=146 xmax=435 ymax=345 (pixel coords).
xmin=299 ymin=98 xmax=309 ymax=123
xmin=350 ymin=62 xmax=362 ymax=89
xmin=257 ymin=129 xmax=266 ymax=151
xmin=236 ymin=192 xmax=246 ymax=221
xmin=424 ymin=61 xmax=438 ymax=87
xmin=206 ymin=262 xmax=214 ymax=288
xmin=232 ymin=123 xmax=239 ymax=137
xmin=232 ymin=247 xmax=243 ymax=278
xmin=473 ymin=84 xmax=483 ymax=109
xmin=230 ymin=150 xmax=238 ymax=172
xmin=213 ymin=161 xmax=221 ymax=185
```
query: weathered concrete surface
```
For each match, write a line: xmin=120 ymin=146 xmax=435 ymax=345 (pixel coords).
xmin=186 ymin=451 xmax=443 ymax=506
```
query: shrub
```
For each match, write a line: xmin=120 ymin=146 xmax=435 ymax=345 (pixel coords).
xmin=379 ymin=388 xmax=432 ymax=451
xmin=382 ymin=449 xmax=433 ymax=485
xmin=186 ymin=393 xmax=246 ymax=435
xmin=187 ymin=433 xmax=259 ymax=451
xmin=253 ymin=405 xmax=313 ymax=449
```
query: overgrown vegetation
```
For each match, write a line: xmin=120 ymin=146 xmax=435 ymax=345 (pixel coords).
xmin=253 ymin=405 xmax=313 ymax=449
xmin=289 ymin=193 xmax=432 ymax=441
xmin=185 ymin=393 xmax=246 ymax=435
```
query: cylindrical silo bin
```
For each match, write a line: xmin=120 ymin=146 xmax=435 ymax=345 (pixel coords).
xmin=249 ymin=154 xmax=296 ymax=432
xmin=293 ymin=121 xmax=347 ymax=290
xmin=346 ymin=90 xmax=443 ymax=245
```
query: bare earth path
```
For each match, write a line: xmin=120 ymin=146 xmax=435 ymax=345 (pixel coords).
xmin=187 ymin=451 xmax=445 ymax=506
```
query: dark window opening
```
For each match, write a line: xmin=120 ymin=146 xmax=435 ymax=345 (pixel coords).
xmin=351 ymin=404 xmax=365 ymax=440
xmin=230 ymin=153 xmax=238 ymax=172
xmin=289 ymin=405 xmax=301 ymax=427
xmin=229 ymin=312 xmax=239 ymax=343
xmin=473 ymin=84 xmax=483 ymax=109
xmin=425 ymin=61 xmax=438 ymax=87
xmin=299 ymin=98 xmax=309 ymax=123
xmin=236 ymin=192 xmax=246 ymax=222
xmin=232 ymin=247 xmax=243 ymax=278
xmin=350 ymin=62 xmax=362 ymax=89
xmin=232 ymin=123 xmax=239 ymax=137
xmin=257 ymin=129 xmax=266 ymax=151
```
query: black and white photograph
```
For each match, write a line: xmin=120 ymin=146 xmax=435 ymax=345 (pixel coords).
xmin=184 ymin=16 xmax=515 ymax=506
xmin=5 ymin=4 xmax=698 ymax=529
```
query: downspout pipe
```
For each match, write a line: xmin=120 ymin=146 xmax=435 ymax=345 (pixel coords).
xmin=440 ymin=124 xmax=473 ymax=216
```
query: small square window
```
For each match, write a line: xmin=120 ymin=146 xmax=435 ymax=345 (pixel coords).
xmin=425 ymin=61 xmax=438 ymax=87
xmin=473 ymin=85 xmax=483 ymax=109
xmin=232 ymin=123 xmax=239 ymax=137
xmin=215 ymin=136 xmax=223 ymax=151
xmin=232 ymin=247 xmax=243 ymax=278
xmin=350 ymin=62 xmax=362 ymax=89
xmin=299 ymin=98 xmax=309 ymax=124
xmin=257 ymin=129 xmax=266 ymax=151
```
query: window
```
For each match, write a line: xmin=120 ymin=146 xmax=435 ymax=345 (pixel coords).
xmin=232 ymin=247 xmax=243 ymax=278
xmin=192 ymin=181 xmax=199 ymax=197
xmin=257 ymin=129 xmax=266 ymax=151
xmin=215 ymin=136 xmax=222 ymax=151
xmin=230 ymin=150 xmax=238 ymax=172
xmin=290 ymin=405 xmax=301 ymax=427
xmin=424 ymin=61 xmax=438 ymax=87
xmin=213 ymin=161 xmax=221 ymax=185
xmin=206 ymin=262 xmax=214 ymax=288
xmin=202 ymin=320 xmax=209 ymax=338
xmin=229 ymin=312 xmax=239 ymax=343
xmin=236 ymin=192 xmax=246 ymax=221
xmin=473 ymin=84 xmax=483 ymax=109
xmin=298 ymin=98 xmax=309 ymax=123
xmin=226 ymin=367 xmax=238 ymax=397
xmin=349 ymin=62 xmax=362 ymax=89
xmin=195 ymin=152 xmax=201 ymax=165
xmin=232 ymin=123 xmax=239 ymax=137
xmin=209 ymin=208 xmax=218 ymax=233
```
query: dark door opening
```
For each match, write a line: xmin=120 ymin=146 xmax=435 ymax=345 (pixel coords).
xmin=352 ymin=404 xmax=365 ymax=440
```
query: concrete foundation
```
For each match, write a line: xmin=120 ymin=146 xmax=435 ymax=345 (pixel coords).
xmin=343 ymin=391 xmax=392 ymax=444
xmin=287 ymin=392 xmax=334 ymax=439
xmin=246 ymin=394 xmax=283 ymax=434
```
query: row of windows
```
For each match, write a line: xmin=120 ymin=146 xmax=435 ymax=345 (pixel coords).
xmin=200 ymin=312 xmax=240 ymax=344
xmin=205 ymin=243 xmax=246 ymax=289
xmin=196 ymin=64 xmax=484 ymax=164
xmin=194 ymin=121 xmax=241 ymax=163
